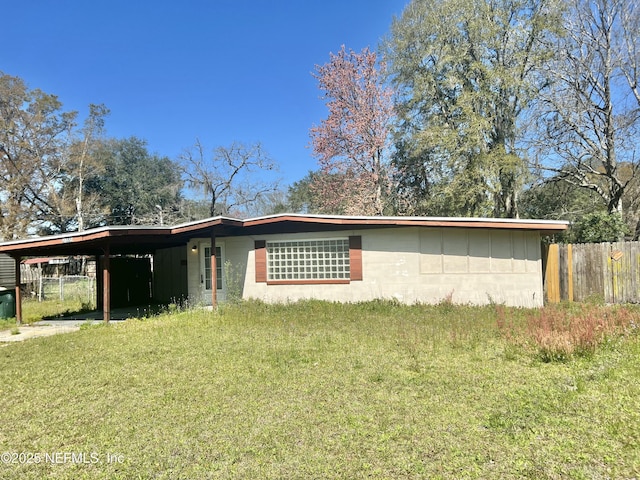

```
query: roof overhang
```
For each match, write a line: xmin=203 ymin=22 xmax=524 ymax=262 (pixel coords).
xmin=0 ymin=214 xmax=569 ymax=258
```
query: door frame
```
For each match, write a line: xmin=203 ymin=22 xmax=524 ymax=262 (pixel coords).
xmin=199 ymin=241 xmax=225 ymax=303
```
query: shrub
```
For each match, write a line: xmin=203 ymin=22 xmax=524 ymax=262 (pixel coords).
xmin=569 ymin=211 xmax=629 ymax=243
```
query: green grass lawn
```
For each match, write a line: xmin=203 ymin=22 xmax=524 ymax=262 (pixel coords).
xmin=1 ymin=297 xmax=94 ymax=330
xmin=0 ymin=301 xmax=638 ymax=479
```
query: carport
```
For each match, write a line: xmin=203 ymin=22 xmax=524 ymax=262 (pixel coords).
xmin=0 ymin=218 xmax=244 ymax=323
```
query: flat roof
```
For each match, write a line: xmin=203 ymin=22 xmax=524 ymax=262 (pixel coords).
xmin=0 ymin=213 xmax=569 ymax=257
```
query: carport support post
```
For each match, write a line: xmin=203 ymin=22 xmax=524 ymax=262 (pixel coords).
xmin=211 ymin=229 xmax=217 ymax=308
xmin=103 ymin=244 xmax=111 ymax=323
xmin=14 ymin=256 xmax=22 ymax=325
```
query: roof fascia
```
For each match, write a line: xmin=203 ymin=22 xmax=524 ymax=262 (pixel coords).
xmin=170 ymin=216 xmax=243 ymax=235
xmin=241 ymin=214 xmax=569 ymax=231
xmin=0 ymin=214 xmax=569 ymax=255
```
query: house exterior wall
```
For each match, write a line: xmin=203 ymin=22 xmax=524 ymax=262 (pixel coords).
xmin=0 ymin=254 xmax=15 ymax=288
xmin=185 ymin=237 xmax=253 ymax=306
xmin=153 ymin=246 xmax=188 ymax=303
xmin=184 ymin=226 xmax=544 ymax=307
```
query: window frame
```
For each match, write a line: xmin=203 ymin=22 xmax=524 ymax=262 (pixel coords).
xmin=203 ymin=245 xmax=223 ymax=291
xmin=254 ymin=236 xmax=362 ymax=285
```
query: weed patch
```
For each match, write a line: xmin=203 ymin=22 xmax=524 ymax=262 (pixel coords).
xmin=497 ymin=303 xmax=639 ymax=361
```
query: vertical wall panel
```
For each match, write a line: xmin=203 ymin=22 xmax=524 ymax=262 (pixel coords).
xmin=491 ymin=231 xmax=513 ymax=273
xmin=443 ymin=229 xmax=468 ymax=273
xmin=0 ymin=254 xmax=15 ymax=288
xmin=512 ymin=231 xmax=527 ymax=273
xmin=419 ymin=228 xmax=443 ymax=274
xmin=468 ymin=230 xmax=491 ymax=272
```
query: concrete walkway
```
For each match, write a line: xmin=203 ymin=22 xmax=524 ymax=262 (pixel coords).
xmin=0 ymin=318 xmax=125 ymax=344
xmin=0 ymin=323 xmax=83 ymax=344
xmin=0 ymin=305 xmax=161 ymax=344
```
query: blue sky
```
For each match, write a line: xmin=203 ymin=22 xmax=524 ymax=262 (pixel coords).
xmin=4 ymin=1 xmax=408 ymax=186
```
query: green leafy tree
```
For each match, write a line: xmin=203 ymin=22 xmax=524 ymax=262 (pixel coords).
xmin=520 ymin=175 xmax=605 ymax=222
xmin=87 ymin=137 xmax=183 ymax=225
xmin=569 ymin=212 xmax=629 ymax=243
xmin=384 ymin=0 xmax=562 ymax=218
xmin=286 ymin=170 xmax=356 ymax=215
xmin=286 ymin=172 xmax=323 ymax=214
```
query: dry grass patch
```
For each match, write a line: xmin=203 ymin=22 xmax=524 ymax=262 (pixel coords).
xmin=497 ymin=303 xmax=639 ymax=361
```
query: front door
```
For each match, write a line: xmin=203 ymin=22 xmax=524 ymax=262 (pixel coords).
xmin=201 ymin=244 xmax=224 ymax=303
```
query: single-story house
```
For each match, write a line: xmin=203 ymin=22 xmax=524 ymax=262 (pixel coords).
xmin=0 ymin=214 xmax=568 ymax=322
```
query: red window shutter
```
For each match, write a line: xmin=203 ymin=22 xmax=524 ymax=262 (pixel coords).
xmin=349 ymin=236 xmax=363 ymax=281
xmin=255 ymin=240 xmax=267 ymax=283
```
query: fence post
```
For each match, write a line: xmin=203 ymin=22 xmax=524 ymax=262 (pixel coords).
xmin=567 ymin=243 xmax=574 ymax=302
xmin=544 ymin=244 xmax=560 ymax=303
xmin=38 ymin=265 xmax=43 ymax=302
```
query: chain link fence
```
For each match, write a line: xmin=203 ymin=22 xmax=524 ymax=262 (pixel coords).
xmin=34 ymin=276 xmax=95 ymax=305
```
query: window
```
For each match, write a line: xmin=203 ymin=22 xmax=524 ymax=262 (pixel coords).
xmin=254 ymin=236 xmax=362 ymax=284
xmin=267 ymin=239 xmax=350 ymax=281
xmin=204 ymin=246 xmax=222 ymax=290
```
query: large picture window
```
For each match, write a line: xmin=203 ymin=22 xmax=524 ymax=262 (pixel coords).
xmin=267 ymin=239 xmax=350 ymax=281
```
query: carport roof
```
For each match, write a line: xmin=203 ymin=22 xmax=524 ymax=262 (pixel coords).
xmin=0 ymin=213 xmax=569 ymax=257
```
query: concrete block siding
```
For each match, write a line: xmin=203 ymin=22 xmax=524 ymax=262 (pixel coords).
xmin=184 ymin=226 xmax=543 ymax=308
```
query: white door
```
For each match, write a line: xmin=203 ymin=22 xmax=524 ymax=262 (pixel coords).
xmin=200 ymin=243 xmax=225 ymax=303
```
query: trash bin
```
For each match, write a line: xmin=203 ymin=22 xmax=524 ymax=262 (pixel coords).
xmin=0 ymin=288 xmax=16 ymax=319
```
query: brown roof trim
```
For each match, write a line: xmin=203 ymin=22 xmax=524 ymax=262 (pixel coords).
xmin=0 ymin=214 xmax=569 ymax=255
xmin=242 ymin=214 xmax=569 ymax=232
xmin=0 ymin=226 xmax=173 ymax=252
xmin=169 ymin=217 xmax=243 ymax=235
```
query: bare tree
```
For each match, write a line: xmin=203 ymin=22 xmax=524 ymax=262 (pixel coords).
xmin=531 ymin=0 xmax=640 ymax=221
xmin=179 ymin=140 xmax=279 ymax=218
xmin=0 ymin=72 xmax=76 ymax=239
xmin=71 ymin=104 xmax=109 ymax=231
xmin=39 ymin=104 xmax=111 ymax=233
xmin=620 ymin=2 xmax=640 ymax=108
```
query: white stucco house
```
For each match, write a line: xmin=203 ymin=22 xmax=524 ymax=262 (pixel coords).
xmin=0 ymin=214 xmax=568 ymax=322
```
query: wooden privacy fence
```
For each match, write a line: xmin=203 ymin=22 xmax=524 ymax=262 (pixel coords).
xmin=544 ymin=241 xmax=640 ymax=304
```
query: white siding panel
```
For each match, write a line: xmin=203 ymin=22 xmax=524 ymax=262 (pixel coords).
xmin=443 ymin=229 xmax=468 ymax=273
xmin=419 ymin=228 xmax=442 ymax=273
xmin=491 ymin=231 xmax=513 ymax=273
xmin=468 ymin=230 xmax=491 ymax=273
xmin=525 ymin=232 xmax=541 ymax=273
xmin=512 ymin=231 xmax=527 ymax=273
